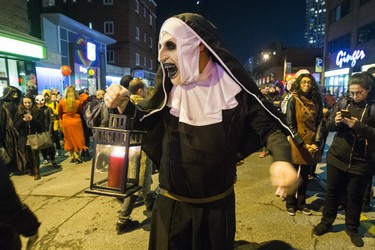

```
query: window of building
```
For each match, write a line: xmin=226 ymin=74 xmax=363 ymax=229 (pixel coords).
xmin=42 ymin=0 xmax=55 ymax=7
xmin=149 ymin=37 xmax=153 ymax=49
xmin=136 ymin=53 xmax=140 ymax=66
xmin=329 ymin=0 xmax=350 ymax=24
xmin=149 ymin=59 xmax=153 ymax=70
xmin=144 ymin=7 xmax=146 ymax=18
xmin=360 ymin=0 xmax=371 ymax=6
xmin=103 ymin=0 xmax=113 ymax=4
xmin=358 ymin=20 xmax=375 ymax=44
xmin=60 ymin=40 xmax=69 ymax=57
xmin=149 ymin=14 xmax=153 ymax=26
xmin=327 ymin=33 xmax=351 ymax=54
xmin=135 ymin=0 xmax=139 ymax=13
xmin=104 ymin=21 xmax=114 ymax=34
xmin=144 ymin=33 xmax=147 ymax=43
xmin=135 ymin=27 xmax=140 ymax=40
xmin=107 ymin=50 xmax=115 ymax=63
xmin=144 ymin=56 xmax=147 ymax=67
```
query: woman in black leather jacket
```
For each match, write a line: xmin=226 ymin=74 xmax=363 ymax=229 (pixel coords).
xmin=313 ymin=72 xmax=375 ymax=247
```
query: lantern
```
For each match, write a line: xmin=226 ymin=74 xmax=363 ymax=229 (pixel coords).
xmin=85 ymin=114 xmax=145 ymax=198
xmin=60 ymin=65 xmax=71 ymax=76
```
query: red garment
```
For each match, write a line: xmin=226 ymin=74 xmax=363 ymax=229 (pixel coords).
xmin=58 ymin=99 xmax=87 ymax=152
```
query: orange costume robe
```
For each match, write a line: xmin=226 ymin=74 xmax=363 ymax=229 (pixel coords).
xmin=58 ymin=99 xmax=87 ymax=152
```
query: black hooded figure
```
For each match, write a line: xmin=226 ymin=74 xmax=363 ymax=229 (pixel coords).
xmin=105 ymin=13 xmax=297 ymax=250
xmin=0 ymin=86 xmax=26 ymax=174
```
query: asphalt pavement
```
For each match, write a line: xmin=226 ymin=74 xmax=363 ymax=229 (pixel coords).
xmin=10 ymin=133 xmax=375 ymax=250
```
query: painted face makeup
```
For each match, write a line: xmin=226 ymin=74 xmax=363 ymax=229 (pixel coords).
xmin=159 ymin=34 xmax=181 ymax=85
xmin=158 ymin=18 xmax=201 ymax=86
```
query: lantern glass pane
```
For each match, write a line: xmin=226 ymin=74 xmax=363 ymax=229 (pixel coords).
xmin=93 ymin=144 xmax=127 ymax=189
xmin=127 ymin=146 xmax=141 ymax=185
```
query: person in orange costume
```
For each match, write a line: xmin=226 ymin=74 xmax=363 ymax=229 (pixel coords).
xmin=58 ymin=86 xmax=88 ymax=163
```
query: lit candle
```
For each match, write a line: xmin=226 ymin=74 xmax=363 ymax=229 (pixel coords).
xmin=108 ymin=149 xmax=126 ymax=188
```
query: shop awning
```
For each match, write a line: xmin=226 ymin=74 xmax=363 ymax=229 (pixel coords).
xmin=0 ymin=24 xmax=47 ymax=60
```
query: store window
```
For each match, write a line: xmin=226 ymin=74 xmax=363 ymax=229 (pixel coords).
xmin=0 ymin=58 xmax=7 ymax=96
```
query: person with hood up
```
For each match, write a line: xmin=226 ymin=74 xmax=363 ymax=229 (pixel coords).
xmin=0 ymin=86 xmax=26 ymax=174
xmin=104 ymin=13 xmax=297 ymax=250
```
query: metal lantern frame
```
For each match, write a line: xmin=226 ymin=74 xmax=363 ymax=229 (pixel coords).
xmin=85 ymin=114 xmax=145 ymax=198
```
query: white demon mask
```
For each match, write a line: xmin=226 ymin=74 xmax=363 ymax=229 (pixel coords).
xmin=35 ymin=95 xmax=45 ymax=105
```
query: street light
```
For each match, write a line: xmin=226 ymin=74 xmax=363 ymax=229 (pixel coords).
xmin=262 ymin=51 xmax=287 ymax=82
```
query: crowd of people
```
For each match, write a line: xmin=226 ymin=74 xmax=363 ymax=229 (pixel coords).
xmin=1 ymin=12 xmax=374 ymax=249
xmin=258 ymin=67 xmax=375 ymax=247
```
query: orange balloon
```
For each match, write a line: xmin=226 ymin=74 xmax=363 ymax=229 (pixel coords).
xmin=60 ymin=65 xmax=71 ymax=76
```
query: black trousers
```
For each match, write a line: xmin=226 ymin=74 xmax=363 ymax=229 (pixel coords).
xmin=286 ymin=164 xmax=310 ymax=209
xmin=321 ymin=163 xmax=370 ymax=233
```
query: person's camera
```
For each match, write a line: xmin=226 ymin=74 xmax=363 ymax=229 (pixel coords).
xmin=341 ymin=109 xmax=351 ymax=118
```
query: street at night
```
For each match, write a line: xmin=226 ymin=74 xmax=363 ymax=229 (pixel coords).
xmin=11 ymin=134 xmax=375 ymax=250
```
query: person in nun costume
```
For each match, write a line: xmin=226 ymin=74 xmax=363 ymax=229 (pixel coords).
xmin=105 ymin=13 xmax=297 ymax=250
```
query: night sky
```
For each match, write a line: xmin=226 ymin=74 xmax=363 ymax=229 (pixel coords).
xmin=156 ymin=0 xmax=306 ymax=64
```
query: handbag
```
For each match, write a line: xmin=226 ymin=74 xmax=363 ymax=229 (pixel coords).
xmin=26 ymin=131 xmax=53 ymax=151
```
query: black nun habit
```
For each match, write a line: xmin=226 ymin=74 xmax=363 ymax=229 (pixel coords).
xmin=122 ymin=13 xmax=293 ymax=250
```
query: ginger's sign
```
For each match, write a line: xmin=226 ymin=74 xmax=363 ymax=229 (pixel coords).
xmin=336 ymin=50 xmax=365 ymax=68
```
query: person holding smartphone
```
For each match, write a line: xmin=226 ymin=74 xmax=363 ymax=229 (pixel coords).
xmin=313 ymin=72 xmax=375 ymax=247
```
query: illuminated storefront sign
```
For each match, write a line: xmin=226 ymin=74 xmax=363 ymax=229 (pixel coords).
xmin=0 ymin=35 xmax=46 ymax=59
xmin=87 ymin=42 xmax=96 ymax=61
xmin=336 ymin=50 xmax=365 ymax=68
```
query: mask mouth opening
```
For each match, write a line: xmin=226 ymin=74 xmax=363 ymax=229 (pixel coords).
xmin=163 ymin=63 xmax=178 ymax=79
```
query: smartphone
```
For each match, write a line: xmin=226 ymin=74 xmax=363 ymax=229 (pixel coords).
xmin=341 ymin=109 xmax=351 ymax=118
